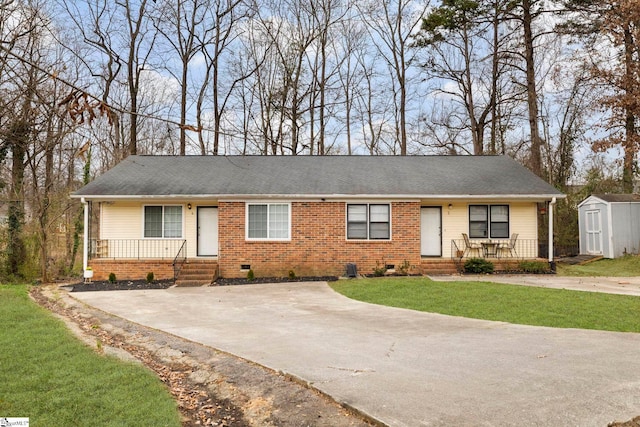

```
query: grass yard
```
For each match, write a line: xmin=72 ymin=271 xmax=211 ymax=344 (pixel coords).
xmin=557 ymin=254 xmax=640 ymax=277
xmin=0 ymin=285 xmax=181 ymax=427
xmin=330 ymin=277 xmax=640 ymax=332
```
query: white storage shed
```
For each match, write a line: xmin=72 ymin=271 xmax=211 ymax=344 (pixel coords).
xmin=578 ymin=194 xmax=640 ymax=258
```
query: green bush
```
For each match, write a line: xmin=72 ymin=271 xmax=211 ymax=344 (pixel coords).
xmin=518 ymin=261 xmax=549 ymax=274
xmin=108 ymin=272 xmax=117 ymax=283
xmin=288 ymin=269 xmax=296 ymax=279
xmin=398 ymin=260 xmax=411 ymax=276
xmin=146 ymin=272 xmax=155 ymax=283
xmin=372 ymin=261 xmax=387 ymax=277
xmin=247 ymin=269 xmax=255 ymax=281
xmin=464 ymin=258 xmax=494 ymax=274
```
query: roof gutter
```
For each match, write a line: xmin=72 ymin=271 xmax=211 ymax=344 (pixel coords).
xmin=81 ymin=197 xmax=89 ymax=273
xmin=548 ymin=197 xmax=557 ymax=270
xmin=71 ymin=193 xmax=566 ymax=201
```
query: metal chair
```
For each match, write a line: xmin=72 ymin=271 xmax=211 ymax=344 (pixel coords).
xmin=498 ymin=233 xmax=519 ymax=258
xmin=462 ymin=233 xmax=482 ymax=257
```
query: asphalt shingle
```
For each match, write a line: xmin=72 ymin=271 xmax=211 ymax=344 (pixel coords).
xmin=72 ymin=155 xmax=563 ymax=198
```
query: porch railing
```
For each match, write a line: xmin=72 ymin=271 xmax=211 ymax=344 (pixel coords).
xmin=89 ymin=239 xmax=187 ymax=260
xmin=172 ymin=240 xmax=188 ymax=282
xmin=450 ymin=238 xmax=540 ymax=260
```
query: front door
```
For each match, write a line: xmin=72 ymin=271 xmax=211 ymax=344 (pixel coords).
xmin=421 ymin=207 xmax=442 ymax=256
xmin=197 ymin=207 xmax=218 ymax=256
xmin=585 ymin=210 xmax=602 ymax=255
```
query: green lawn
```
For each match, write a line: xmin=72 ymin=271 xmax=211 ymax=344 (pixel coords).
xmin=557 ymin=255 xmax=640 ymax=276
xmin=330 ymin=277 xmax=640 ymax=332
xmin=0 ymin=285 xmax=181 ymax=426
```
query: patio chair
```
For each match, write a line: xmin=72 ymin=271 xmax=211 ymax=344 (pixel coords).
xmin=497 ymin=233 xmax=518 ymax=258
xmin=462 ymin=233 xmax=482 ymax=257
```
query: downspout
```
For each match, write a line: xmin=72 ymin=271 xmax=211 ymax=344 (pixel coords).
xmin=548 ymin=197 xmax=557 ymax=272
xmin=82 ymin=197 xmax=89 ymax=272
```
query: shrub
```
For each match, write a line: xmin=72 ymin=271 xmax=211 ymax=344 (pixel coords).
xmin=372 ymin=261 xmax=387 ymax=277
xmin=247 ymin=269 xmax=255 ymax=281
xmin=108 ymin=272 xmax=117 ymax=283
xmin=518 ymin=261 xmax=549 ymax=274
xmin=288 ymin=270 xmax=296 ymax=280
xmin=397 ymin=260 xmax=411 ymax=276
xmin=464 ymin=258 xmax=494 ymax=274
xmin=146 ymin=272 xmax=155 ymax=283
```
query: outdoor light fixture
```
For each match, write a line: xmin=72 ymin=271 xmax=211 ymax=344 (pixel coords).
xmin=448 ymin=203 xmax=453 ymax=210
xmin=187 ymin=203 xmax=192 ymax=210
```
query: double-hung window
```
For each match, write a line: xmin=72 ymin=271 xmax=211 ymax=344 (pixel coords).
xmin=144 ymin=205 xmax=183 ymax=238
xmin=347 ymin=204 xmax=390 ymax=240
xmin=247 ymin=203 xmax=290 ymax=240
xmin=469 ymin=204 xmax=509 ymax=239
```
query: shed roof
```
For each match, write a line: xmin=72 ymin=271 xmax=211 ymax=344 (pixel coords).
xmin=590 ymin=194 xmax=640 ymax=203
xmin=72 ymin=155 xmax=564 ymax=200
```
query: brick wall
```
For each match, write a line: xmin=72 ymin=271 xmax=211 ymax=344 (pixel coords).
xmin=218 ymin=201 xmax=422 ymax=278
xmin=88 ymin=259 xmax=175 ymax=281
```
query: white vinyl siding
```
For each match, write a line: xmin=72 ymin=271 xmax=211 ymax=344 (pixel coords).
xmin=431 ymin=201 xmax=538 ymax=259
xmin=101 ymin=202 xmax=141 ymax=239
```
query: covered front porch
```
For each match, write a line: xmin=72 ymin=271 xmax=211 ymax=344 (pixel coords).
xmin=449 ymin=236 xmax=539 ymax=260
xmin=86 ymin=238 xmax=218 ymax=285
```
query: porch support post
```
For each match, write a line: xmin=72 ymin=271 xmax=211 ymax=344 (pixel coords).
xmin=82 ymin=197 xmax=89 ymax=271
xmin=548 ymin=197 xmax=557 ymax=271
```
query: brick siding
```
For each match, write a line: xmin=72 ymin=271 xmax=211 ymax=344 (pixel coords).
xmin=218 ymin=201 xmax=422 ymax=278
xmin=88 ymin=259 xmax=175 ymax=281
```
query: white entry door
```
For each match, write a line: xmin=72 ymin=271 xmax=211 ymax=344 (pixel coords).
xmin=197 ymin=207 xmax=218 ymax=256
xmin=585 ymin=210 xmax=602 ymax=255
xmin=421 ymin=207 xmax=442 ymax=256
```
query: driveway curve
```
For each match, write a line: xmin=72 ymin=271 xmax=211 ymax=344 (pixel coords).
xmin=71 ymin=282 xmax=640 ymax=426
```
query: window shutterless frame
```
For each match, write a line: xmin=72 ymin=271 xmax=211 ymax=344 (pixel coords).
xmin=346 ymin=203 xmax=391 ymax=240
xmin=143 ymin=205 xmax=184 ymax=239
xmin=468 ymin=204 xmax=509 ymax=239
xmin=245 ymin=202 xmax=291 ymax=241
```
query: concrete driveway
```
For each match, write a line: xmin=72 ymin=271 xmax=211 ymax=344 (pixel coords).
xmin=71 ymin=281 xmax=640 ymax=426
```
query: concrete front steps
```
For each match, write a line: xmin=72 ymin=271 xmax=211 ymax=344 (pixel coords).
xmin=175 ymin=259 xmax=219 ymax=287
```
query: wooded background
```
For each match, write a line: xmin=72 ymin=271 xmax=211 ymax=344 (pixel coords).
xmin=0 ymin=0 xmax=638 ymax=281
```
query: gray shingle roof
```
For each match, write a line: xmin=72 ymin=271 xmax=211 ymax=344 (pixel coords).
xmin=591 ymin=194 xmax=640 ymax=203
xmin=72 ymin=155 xmax=564 ymax=199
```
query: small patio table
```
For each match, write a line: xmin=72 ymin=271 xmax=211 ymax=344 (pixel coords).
xmin=481 ymin=241 xmax=498 ymax=257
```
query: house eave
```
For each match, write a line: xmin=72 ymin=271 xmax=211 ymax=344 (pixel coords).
xmin=71 ymin=193 xmax=565 ymax=201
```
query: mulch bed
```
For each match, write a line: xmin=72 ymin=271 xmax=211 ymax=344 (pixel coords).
xmin=71 ymin=279 xmax=175 ymax=292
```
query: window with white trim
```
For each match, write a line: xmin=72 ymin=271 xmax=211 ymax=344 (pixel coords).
xmin=144 ymin=205 xmax=183 ymax=238
xmin=469 ymin=204 xmax=509 ymax=239
xmin=247 ymin=203 xmax=290 ymax=240
xmin=347 ymin=204 xmax=390 ymax=240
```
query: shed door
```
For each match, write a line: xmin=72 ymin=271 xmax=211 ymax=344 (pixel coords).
xmin=197 ymin=207 xmax=218 ymax=256
xmin=585 ymin=210 xmax=602 ymax=255
xmin=421 ymin=207 xmax=442 ymax=256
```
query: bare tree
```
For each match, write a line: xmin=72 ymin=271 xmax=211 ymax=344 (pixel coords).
xmin=358 ymin=0 xmax=430 ymax=155
xmin=154 ymin=0 xmax=211 ymax=155
xmin=335 ymin=18 xmax=367 ymax=154
xmin=60 ymin=0 xmax=158 ymax=157
xmin=419 ymin=0 xmax=515 ymax=155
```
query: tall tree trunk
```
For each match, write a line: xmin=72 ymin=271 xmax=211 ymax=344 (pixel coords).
xmin=622 ymin=25 xmax=636 ymax=193
xmin=489 ymin=2 xmax=500 ymax=154
xmin=180 ymin=58 xmax=188 ymax=155
xmin=523 ymin=0 xmax=543 ymax=176
xmin=7 ymin=118 xmax=28 ymax=277
xmin=39 ymin=138 xmax=54 ymax=282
